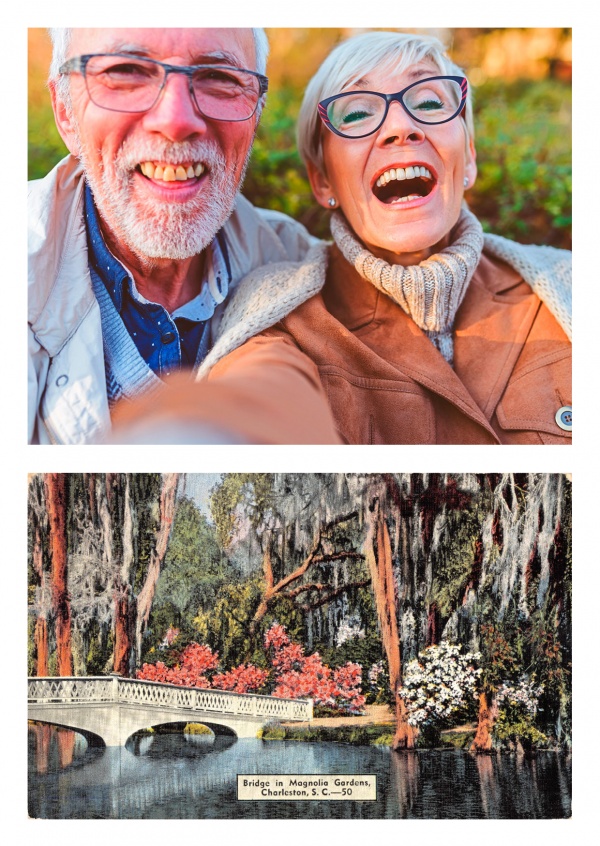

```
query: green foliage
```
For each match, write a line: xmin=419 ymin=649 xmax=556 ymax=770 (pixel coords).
xmin=193 ymin=575 xmax=265 ymax=667
xmin=429 ymin=504 xmax=486 ymax=617
xmin=143 ymin=497 xmax=239 ymax=661
xmin=478 ymin=623 xmax=519 ymax=692
xmin=156 ymin=498 xmax=231 ymax=616
xmin=209 ymin=473 xmax=274 ymax=549
xmin=439 ymin=730 xmax=475 ymax=749
xmin=470 ymin=79 xmax=571 ymax=248
xmin=184 ymin=723 xmax=213 ymax=735
xmin=260 ymin=723 xmax=393 ymax=746
xmin=372 ymin=733 xmax=394 ymax=747
xmin=321 ymin=630 xmax=383 ymax=673
xmin=86 ymin=623 xmax=109 ymax=675
xmin=526 ymin=606 xmax=571 ymax=735
xmin=28 ymin=100 xmax=68 ymax=181
xmin=494 ymin=712 xmax=548 ymax=748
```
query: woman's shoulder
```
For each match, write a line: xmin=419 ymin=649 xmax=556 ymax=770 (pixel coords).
xmin=483 ymin=233 xmax=571 ymax=340
xmin=483 ymin=233 xmax=571 ymax=280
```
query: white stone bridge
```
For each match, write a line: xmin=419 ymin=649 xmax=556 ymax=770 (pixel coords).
xmin=28 ymin=676 xmax=312 ymax=746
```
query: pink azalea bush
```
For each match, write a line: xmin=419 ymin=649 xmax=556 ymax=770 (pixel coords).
xmin=137 ymin=642 xmax=219 ymax=688
xmin=136 ymin=623 xmax=365 ymax=713
xmin=212 ymin=663 xmax=270 ymax=694
xmin=265 ymin=623 xmax=365 ymax=713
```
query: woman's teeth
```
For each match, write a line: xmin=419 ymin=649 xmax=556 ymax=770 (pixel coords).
xmin=139 ymin=162 xmax=205 ymax=182
xmin=375 ymin=165 xmax=432 ymax=188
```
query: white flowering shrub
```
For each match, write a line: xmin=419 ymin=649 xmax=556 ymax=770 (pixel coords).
xmin=496 ymin=676 xmax=543 ymax=717
xmin=494 ymin=676 xmax=547 ymax=746
xmin=400 ymin=642 xmax=482 ymax=728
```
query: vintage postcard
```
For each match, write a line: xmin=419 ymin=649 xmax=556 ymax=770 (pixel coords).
xmin=28 ymin=472 xmax=571 ymax=819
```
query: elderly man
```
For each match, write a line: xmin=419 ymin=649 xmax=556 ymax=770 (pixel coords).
xmin=29 ymin=28 xmax=337 ymax=444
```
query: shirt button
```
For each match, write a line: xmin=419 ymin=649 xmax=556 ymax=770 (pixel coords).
xmin=555 ymin=406 xmax=572 ymax=431
xmin=161 ymin=332 xmax=176 ymax=345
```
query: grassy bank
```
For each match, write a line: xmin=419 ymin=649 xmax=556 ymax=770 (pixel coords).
xmin=260 ymin=723 xmax=395 ymax=747
xmin=260 ymin=721 xmax=477 ymax=749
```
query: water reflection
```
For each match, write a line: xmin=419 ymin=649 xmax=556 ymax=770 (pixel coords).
xmin=28 ymin=726 xmax=571 ymax=820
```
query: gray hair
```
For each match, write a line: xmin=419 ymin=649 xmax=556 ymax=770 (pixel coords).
xmin=49 ymin=27 xmax=270 ymax=107
xmin=297 ymin=30 xmax=474 ymax=173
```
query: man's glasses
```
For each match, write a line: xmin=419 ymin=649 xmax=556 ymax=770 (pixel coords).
xmin=318 ymin=76 xmax=468 ymax=139
xmin=59 ymin=53 xmax=269 ymax=122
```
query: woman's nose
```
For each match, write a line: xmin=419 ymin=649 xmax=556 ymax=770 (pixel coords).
xmin=375 ymin=100 xmax=426 ymax=146
xmin=142 ymin=71 xmax=208 ymax=142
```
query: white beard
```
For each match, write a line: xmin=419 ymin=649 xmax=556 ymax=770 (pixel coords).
xmin=78 ymin=135 xmax=250 ymax=260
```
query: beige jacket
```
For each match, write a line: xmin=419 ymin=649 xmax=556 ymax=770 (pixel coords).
xmin=199 ymin=238 xmax=571 ymax=444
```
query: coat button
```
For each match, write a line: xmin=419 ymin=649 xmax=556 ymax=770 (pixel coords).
xmin=555 ymin=406 xmax=572 ymax=431
xmin=161 ymin=332 xmax=176 ymax=345
xmin=55 ymin=374 xmax=68 ymax=387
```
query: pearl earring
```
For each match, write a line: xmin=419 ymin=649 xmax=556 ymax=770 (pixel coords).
xmin=463 ymin=177 xmax=469 ymax=188
xmin=328 ymin=197 xmax=337 ymax=208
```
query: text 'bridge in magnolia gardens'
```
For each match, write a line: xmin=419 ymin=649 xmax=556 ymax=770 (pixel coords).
xmin=28 ymin=676 xmax=313 ymax=746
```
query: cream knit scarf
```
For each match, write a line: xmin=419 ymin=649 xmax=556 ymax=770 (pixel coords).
xmin=330 ymin=207 xmax=484 ymax=364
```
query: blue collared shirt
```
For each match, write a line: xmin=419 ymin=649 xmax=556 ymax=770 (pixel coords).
xmin=84 ymin=184 xmax=231 ymax=376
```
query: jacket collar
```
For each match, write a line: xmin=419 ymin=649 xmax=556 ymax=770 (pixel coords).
xmin=323 ymin=244 xmax=541 ymax=436
xmin=28 ymin=156 xmax=96 ymax=358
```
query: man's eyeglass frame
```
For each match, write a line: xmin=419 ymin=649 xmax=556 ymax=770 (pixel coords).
xmin=317 ymin=75 xmax=468 ymax=139
xmin=59 ymin=53 xmax=269 ymax=121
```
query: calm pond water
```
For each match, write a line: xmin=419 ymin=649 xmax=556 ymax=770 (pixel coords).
xmin=28 ymin=724 xmax=571 ymax=819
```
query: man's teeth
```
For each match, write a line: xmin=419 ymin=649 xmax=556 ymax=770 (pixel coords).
xmin=375 ymin=165 xmax=432 ymax=188
xmin=140 ymin=162 xmax=205 ymax=181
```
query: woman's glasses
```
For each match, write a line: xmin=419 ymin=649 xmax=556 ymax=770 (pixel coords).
xmin=318 ymin=76 xmax=467 ymax=138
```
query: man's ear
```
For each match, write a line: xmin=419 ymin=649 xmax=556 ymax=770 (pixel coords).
xmin=49 ymin=80 xmax=80 ymax=156
xmin=464 ymin=135 xmax=477 ymax=190
xmin=306 ymin=159 xmax=336 ymax=210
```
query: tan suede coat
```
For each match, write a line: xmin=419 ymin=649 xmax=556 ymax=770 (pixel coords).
xmin=210 ymin=244 xmax=571 ymax=445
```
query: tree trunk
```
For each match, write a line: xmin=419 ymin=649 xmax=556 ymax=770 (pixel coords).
xmin=470 ymin=690 xmax=498 ymax=752
xmin=32 ymin=524 xmax=49 ymax=675
xmin=35 ymin=618 xmax=48 ymax=677
xmin=44 ymin=473 xmax=72 ymax=676
xmin=134 ymin=473 xmax=179 ymax=664
xmin=113 ymin=475 xmax=136 ymax=676
xmin=113 ymin=591 xmax=134 ymax=676
xmin=365 ymin=495 xmax=416 ymax=750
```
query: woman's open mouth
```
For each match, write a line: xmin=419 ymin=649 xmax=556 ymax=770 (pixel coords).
xmin=372 ymin=165 xmax=435 ymax=204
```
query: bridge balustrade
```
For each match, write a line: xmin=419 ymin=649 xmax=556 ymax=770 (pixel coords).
xmin=28 ymin=676 xmax=313 ymax=722
xmin=27 ymin=677 xmax=115 ymax=703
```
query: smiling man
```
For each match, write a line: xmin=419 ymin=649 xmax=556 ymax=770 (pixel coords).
xmin=28 ymin=28 xmax=325 ymax=444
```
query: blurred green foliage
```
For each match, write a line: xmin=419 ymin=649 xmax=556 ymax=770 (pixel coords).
xmin=28 ymin=78 xmax=571 ymax=248
xmin=28 ymin=98 xmax=67 ymax=181
xmin=469 ymin=79 xmax=571 ymax=248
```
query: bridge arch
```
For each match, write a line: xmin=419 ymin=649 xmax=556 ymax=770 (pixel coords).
xmin=28 ymin=676 xmax=313 ymax=747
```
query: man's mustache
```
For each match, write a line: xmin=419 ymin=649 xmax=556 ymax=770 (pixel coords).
xmin=114 ymin=139 xmax=227 ymax=173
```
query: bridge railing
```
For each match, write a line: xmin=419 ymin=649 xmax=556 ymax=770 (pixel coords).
xmin=117 ymin=678 xmax=313 ymax=721
xmin=28 ymin=676 xmax=116 ymax=703
xmin=28 ymin=676 xmax=313 ymax=722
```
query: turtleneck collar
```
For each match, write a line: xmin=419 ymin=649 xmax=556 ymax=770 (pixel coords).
xmin=330 ymin=206 xmax=484 ymax=364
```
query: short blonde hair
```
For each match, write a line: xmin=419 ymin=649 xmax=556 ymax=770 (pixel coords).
xmin=297 ymin=30 xmax=474 ymax=172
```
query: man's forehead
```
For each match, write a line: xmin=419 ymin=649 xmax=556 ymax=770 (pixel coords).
xmin=69 ymin=28 xmax=256 ymax=67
